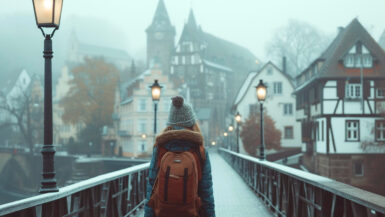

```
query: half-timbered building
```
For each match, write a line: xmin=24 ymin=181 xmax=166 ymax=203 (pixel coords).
xmin=171 ymin=9 xmax=259 ymax=141
xmin=295 ymin=19 xmax=385 ymax=195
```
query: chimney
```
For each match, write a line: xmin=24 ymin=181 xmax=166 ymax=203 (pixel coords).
xmin=282 ymin=56 xmax=287 ymax=74
xmin=338 ymin=26 xmax=344 ymax=34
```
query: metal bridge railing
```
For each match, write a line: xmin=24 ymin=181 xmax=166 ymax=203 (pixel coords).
xmin=0 ymin=162 xmax=149 ymax=217
xmin=219 ymin=148 xmax=385 ymax=217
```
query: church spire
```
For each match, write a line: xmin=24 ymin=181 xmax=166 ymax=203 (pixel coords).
xmin=147 ymin=0 xmax=173 ymax=32
xmin=187 ymin=9 xmax=197 ymax=28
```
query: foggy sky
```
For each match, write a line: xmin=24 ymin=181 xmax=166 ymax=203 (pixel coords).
xmin=1 ymin=0 xmax=385 ymax=61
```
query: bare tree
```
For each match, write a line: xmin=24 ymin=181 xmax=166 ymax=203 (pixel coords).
xmin=266 ymin=19 xmax=331 ymax=76
xmin=0 ymin=79 xmax=43 ymax=153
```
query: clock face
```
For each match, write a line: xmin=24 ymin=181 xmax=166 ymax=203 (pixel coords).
xmin=155 ymin=32 xmax=164 ymax=40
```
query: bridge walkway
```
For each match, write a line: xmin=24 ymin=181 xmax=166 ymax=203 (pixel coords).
xmin=133 ymin=151 xmax=273 ymax=217
xmin=210 ymin=151 xmax=273 ymax=217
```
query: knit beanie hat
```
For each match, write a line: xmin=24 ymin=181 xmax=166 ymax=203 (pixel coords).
xmin=167 ymin=96 xmax=196 ymax=128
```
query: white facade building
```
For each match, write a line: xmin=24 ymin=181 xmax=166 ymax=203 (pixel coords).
xmin=112 ymin=66 xmax=178 ymax=157
xmin=233 ymin=62 xmax=302 ymax=154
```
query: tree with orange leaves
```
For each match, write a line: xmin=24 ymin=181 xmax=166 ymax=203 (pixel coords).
xmin=60 ymin=57 xmax=119 ymax=153
xmin=240 ymin=108 xmax=281 ymax=157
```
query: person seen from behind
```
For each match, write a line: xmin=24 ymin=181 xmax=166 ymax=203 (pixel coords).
xmin=144 ymin=96 xmax=215 ymax=217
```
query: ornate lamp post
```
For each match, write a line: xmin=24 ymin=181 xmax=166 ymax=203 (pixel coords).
xmin=32 ymin=0 xmax=64 ymax=193
xmin=150 ymin=80 xmax=162 ymax=136
xmin=223 ymin=132 xmax=228 ymax=149
xmin=235 ymin=112 xmax=242 ymax=153
xmin=228 ymin=125 xmax=234 ymax=150
xmin=256 ymin=80 xmax=267 ymax=160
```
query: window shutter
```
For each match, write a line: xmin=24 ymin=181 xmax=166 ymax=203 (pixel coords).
xmin=337 ymin=80 xmax=345 ymax=98
xmin=363 ymin=80 xmax=370 ymax=98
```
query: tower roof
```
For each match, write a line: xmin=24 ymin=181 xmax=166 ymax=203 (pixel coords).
xmin=146 ymin=0 xmax=174 ymax=33
xmin=187 ymin=9 xmax=197 ymax=28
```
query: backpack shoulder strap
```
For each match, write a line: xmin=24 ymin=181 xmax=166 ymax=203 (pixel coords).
xmin=156 ymin=145 xmax=168 ymax=169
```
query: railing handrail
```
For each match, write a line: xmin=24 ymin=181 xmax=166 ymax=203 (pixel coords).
xmin=0 ymin=162 xmax=150 ymax=216
xmin=220 ymin=148 xmax=385 ymax=214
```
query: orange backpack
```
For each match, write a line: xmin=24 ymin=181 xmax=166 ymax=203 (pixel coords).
xmin=148 ymin=146 xmax=204 ymax=217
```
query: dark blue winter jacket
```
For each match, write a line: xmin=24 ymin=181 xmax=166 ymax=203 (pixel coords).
xmin=144 ymin=128 xmax=215 ymax=217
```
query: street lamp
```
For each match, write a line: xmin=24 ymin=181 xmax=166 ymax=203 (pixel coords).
xmin=228 ymin=125 xmax=234 ymax=151
xmin=150 ymin=80 xmax=162 ymax=136
xmin=235 ymin=112 xmax=242 ymax=153
xmin=256 ymin=79 xmax=267 ymax=160
xmin=32 ymin=0 xmax=64 ymax=193
xmin=211 ymin=141 xmax=216 ymax=146
xmin=223 ymin=132 xmax=228 ymax=149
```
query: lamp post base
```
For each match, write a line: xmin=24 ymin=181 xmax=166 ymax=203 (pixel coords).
xmin=40 ymin=144 xmax=58 ymax=193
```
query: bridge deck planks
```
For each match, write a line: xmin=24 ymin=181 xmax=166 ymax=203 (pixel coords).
xmin=210 ymin=151 xmax=273 ymax=217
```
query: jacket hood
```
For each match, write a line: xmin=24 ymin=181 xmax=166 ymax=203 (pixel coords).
xmin=155 ymin=129 xmax=203 ymax=147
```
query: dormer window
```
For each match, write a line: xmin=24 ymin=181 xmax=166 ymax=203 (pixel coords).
xmin=362 ymin=54 xmax=373 ymax=67
xmin=345 ymin=55 xmax=354 ymax=67
xmin=343 ymin=42 xmax=373 ymax=68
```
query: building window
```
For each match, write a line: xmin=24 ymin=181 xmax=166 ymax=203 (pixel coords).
xmin=283 ymin=103 xmax=293 ymax=115
xmin=344 ymin=55 xmax=354 ymax=67
xmin=353 ymin=162 xmax=364 ymax=176
xmin=346 ymin=120 xmax=359 ymax=142
xmin=362 ymin=54 xmax=373 ymax=67
xmin=273 ymin=82 xmax=282 ymax=94
xmin=375 ymin=120 xmax=385 ymax=141
xmin=138 ymin=99 xmax=146 ymax=112
xmin=139 ymin=143 xmax=146 ymax=153
xmin=284 ymin=126 xmax=294 ymax=139
xmin=377 ymin=88 xmax=385 ymax=98
xmin=138 ymin=120 xmax=146 ymax=133
xmin=346 ymin=83 xmax=361 ymax=99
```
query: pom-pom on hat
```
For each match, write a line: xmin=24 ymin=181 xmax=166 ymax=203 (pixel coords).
xmin=167 ymin=96 xmax=196 ymax=127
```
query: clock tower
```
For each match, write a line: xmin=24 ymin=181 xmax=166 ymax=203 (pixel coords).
xmin=146 ymin=0 xmax=175 ymax=75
